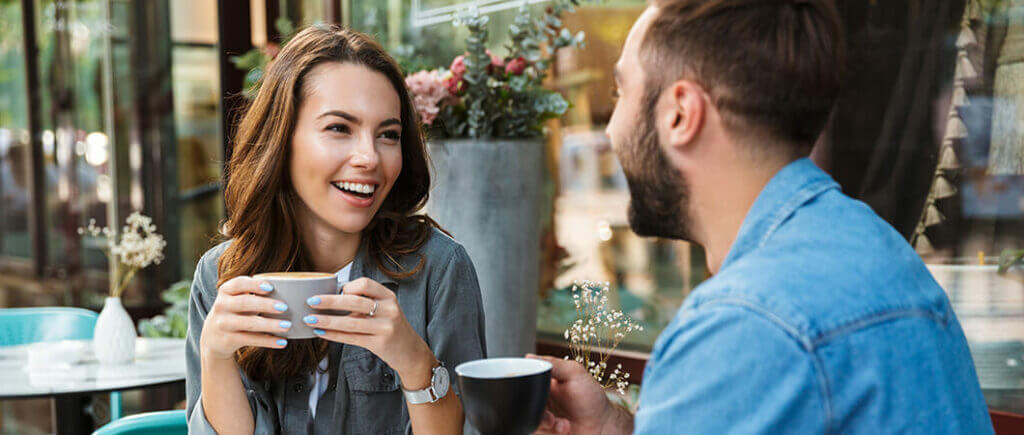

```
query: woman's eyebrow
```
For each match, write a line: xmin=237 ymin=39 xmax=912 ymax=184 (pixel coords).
xmin=317 ymin=110 xmax=359 ymax=123
xmin=379 ymin=118 xmax=401 ymax=128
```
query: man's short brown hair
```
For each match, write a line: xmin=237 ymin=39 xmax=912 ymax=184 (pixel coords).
xmin=642 ymin=0 xmax=845 ymax=153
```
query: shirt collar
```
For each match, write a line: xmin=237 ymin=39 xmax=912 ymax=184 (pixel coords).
xmin=347 ymin=236 xmax=399 ymax=290
xmin=719 ymin=157 xmax=839 ymax=270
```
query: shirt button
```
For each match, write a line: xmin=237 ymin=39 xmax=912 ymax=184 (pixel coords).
xmin=293 ymin=383 xmax=303 ymax=393
xmin=383 ymin=372 xmax=393 ymax=382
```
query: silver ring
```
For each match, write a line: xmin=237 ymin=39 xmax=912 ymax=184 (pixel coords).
xmin=368 ymin=300 xmax=379 ymax=317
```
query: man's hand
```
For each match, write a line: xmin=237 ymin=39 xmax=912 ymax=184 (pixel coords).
xmin=528 ymin=354 xmax=634 ymax=435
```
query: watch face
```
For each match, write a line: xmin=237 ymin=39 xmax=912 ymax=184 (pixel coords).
xmin=434 ymin=366 xmax=450 ymax=398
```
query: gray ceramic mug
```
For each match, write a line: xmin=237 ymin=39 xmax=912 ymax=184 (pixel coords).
xmin=254 ymin=272 xmax=342 ymax=339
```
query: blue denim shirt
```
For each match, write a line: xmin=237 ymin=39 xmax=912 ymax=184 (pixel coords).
xmin=634 ymin=158 xmax=992 ymax=434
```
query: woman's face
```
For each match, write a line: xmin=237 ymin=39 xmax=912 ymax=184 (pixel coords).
xmin=290 ymin=62 xmax=403 ymax=235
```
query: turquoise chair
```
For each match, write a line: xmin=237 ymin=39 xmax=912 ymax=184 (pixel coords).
xmin=92 ymin=410 xmax=186 ymax=435
xmin=0 ymin=307 xmax=97 ymax=345
xmin=0 ymin=307 xmax=124 ymax=420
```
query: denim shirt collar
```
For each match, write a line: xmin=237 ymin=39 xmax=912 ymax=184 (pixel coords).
xmin=720 ymin=158 xmax=839 ymax=270
xmin=347 ymin=236 xmax=399 ymax=289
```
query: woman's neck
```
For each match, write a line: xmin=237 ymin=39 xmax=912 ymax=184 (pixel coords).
xmin=296 ymin=208 xmax=360 ymax=273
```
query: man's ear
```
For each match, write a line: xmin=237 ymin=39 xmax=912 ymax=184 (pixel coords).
xmin=664 ymin=80 xmax=706 ymax=149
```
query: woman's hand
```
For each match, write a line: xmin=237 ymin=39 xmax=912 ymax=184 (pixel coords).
xmin=200 ymin=276 xmax=292 ymax=361
xmin=303 ymin=277 xmax=435 ymax=386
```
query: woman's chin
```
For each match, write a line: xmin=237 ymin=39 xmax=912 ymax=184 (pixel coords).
xmin=326 ymin=214 xmax=374 ymax=234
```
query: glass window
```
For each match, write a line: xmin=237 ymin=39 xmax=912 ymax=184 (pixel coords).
xmin=0 ymin=0 xmax=32 ymax=259
xmin=172 ymin=46 xmax=222 ymax=279
xmin=34 ymin=0 xmax=113 ymax=296
xmin=393 ymin=0 xmax=1024 ymax=414
xmin=170 ymin=0 xmax=223 ymax=280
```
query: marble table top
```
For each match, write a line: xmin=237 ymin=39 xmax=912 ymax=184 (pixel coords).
xmin=0 ymin=338 xmax=186 ymax=399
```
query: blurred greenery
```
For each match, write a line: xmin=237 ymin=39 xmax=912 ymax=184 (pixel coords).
xmin=998 ymin=249 xmax=1024 ymax=283
xmin=138 ymin=280 xmax=191 ymax=339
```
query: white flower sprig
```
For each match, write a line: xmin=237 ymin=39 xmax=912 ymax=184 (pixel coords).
xmin=564 ymin=280 xmax=643 ymax=394
xmin=78 ymin=212 xmax=166 ymax=298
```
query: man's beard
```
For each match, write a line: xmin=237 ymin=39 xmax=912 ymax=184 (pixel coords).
xmin=615 ymin=89 xmax=694 ymax=242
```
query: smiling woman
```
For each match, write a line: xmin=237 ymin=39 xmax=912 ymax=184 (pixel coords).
xmin=184 ymin=25 xmax=486 ymax=435
xmin=289 ymin=62 xmax=404 ymax=230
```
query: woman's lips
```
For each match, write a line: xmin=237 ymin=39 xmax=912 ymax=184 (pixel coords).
xmin=331 ymin=183 xmax=375 ymax=208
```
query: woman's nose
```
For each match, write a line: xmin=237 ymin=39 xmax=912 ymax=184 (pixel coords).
xmin=348 ymin=134 xmax=380 ymax=169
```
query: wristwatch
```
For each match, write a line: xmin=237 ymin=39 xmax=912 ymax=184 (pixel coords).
xmin=402 ymin=362 xmax=449 ymax=404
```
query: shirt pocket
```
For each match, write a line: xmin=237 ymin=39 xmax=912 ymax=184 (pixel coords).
xmin=343 ymin=350 xmax=407 ymax=435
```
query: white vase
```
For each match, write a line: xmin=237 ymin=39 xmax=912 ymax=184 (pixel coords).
xmin=94 ymin=297 xmax=137 ymax=364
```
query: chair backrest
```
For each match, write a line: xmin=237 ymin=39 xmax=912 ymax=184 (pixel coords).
xmin=0 ymin=307 xmax=99 ymax=347
xmin=92 ymin=410 xmax=187 ymax=435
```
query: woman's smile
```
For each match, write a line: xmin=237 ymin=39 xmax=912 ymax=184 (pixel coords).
xmin=330 ymin=179 xmax=380 ymax=208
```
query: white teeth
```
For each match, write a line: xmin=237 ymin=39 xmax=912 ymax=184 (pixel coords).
xmin=335 ymin=182 xmax=375 ymax=195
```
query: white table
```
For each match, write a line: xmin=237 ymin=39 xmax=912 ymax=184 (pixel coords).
xmin=0 ymin=338 xmax=186 ymax=434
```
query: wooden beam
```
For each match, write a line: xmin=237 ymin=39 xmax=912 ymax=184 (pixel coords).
xmin=216 ymin=0 xmax=253 ymax=189
xmin=19 ymin=0 xmax=46 ymax=278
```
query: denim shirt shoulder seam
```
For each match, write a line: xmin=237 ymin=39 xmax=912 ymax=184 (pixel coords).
xmin=696 ymin=298 xmax=834 ymax=431
xmin=810 ymin=308 xmax=950 ymax=348
xmin=756 ymin=178 xmax=837 ymax=250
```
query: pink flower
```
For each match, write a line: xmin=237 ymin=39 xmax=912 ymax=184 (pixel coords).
xmin=405 ymin=70 xmax=450 ymax=125
xmin=263 ymin=42 xmax=281 ymax=60
xmin=443 ymin=74 xmax=465 ymax=96
xmin=505 ymin=57 xmax=527 ymax=75
xmin=486 ymin=49 xmax=504 ymax=74
xmin=449 ymin=55 xmax=466 ymax=77
xmin=445 ymin=55 xmax=468 ymax=95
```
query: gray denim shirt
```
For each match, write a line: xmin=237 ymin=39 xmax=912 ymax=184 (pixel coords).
xmin=185 ymin=228 xmax=487 ymax=434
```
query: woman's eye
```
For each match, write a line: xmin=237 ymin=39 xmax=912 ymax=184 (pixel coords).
xmin=326 ymin=124 xmax=350 ymax=134
xmin=380 ymin=130 xmax=401 ymax=141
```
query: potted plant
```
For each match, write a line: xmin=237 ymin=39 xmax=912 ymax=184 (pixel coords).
xmin=79 ymin=212 xmax=166 ymax=364
xmin=405 ymin=2 xmax=584 ymax=357
xmin=138 ymin=280 xmax=191 ymax=339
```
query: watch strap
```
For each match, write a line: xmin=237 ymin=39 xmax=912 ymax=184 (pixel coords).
xmin=402 ymin=386 xmax=437 ymax=404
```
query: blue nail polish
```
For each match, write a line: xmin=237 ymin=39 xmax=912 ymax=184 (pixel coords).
xmin=307 ymin=296 xmax=321 ymax=306
xmin=277 ymin=339 xmax=288 ymax=346
xmin=304 ymin=315 xmax=318 ymax=324
xmin=314 ymin=329 xmax=325 ymax=336
xmin=274 ymin=303 xmax=288 ymax=312
xmin=259 ymin=283 xmax=273 ymax=292
xmin=279 ymin=320 xmax=292 ymax=329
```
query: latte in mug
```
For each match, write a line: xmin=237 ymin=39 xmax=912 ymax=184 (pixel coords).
xmin=254 ymin=271 xmax=339 ymax=339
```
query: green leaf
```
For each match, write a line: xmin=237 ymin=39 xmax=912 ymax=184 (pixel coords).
xmin=998 ymin=249 xmax=1024 ymax=276
xmin=275 ymin=17 xmax=296 ymax=43
xmin=536 ymin=91 xmax=570 ymax=116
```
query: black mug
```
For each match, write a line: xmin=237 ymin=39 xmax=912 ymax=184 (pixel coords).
xmin=454 ymin=358 xmax=552 ymax=435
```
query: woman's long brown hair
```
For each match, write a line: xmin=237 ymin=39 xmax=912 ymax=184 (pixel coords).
xmin=218 ymin=25 xmax=441 ymax=382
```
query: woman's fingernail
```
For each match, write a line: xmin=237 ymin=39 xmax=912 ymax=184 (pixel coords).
xmin=307 ymin=296 xmax=321 ymax=306
xmin=276 ymin=339 xmax=288 ymax=347
xmin=274 ymin=303 xmax=288 ymax=312
xmin=313 ymin=328 xmax=325 ymax=336
xmin=259 ymin=283 xmax=273 ymax=292
xmin=279 ymin=320 xmax=292 ymax=329
xmin=303 ymin=315 xmax=318 ymax=324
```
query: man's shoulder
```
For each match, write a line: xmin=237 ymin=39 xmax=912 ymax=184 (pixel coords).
xmin=689 ymin=190 xmax=951 ymax=342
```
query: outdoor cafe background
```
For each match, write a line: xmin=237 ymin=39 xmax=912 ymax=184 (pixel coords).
xmin=1 ymin=0 xmax=1023 ymax=432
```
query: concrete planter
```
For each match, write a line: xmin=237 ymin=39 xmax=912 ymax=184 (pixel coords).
xmin=427 ymin=139 xmax=544 ymax=358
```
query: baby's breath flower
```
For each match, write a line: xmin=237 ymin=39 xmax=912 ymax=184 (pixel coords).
xmin=77 ymin=212 xmax=165 ymax=298
xmin=563 ymin=280 xmax=642 ymax=394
